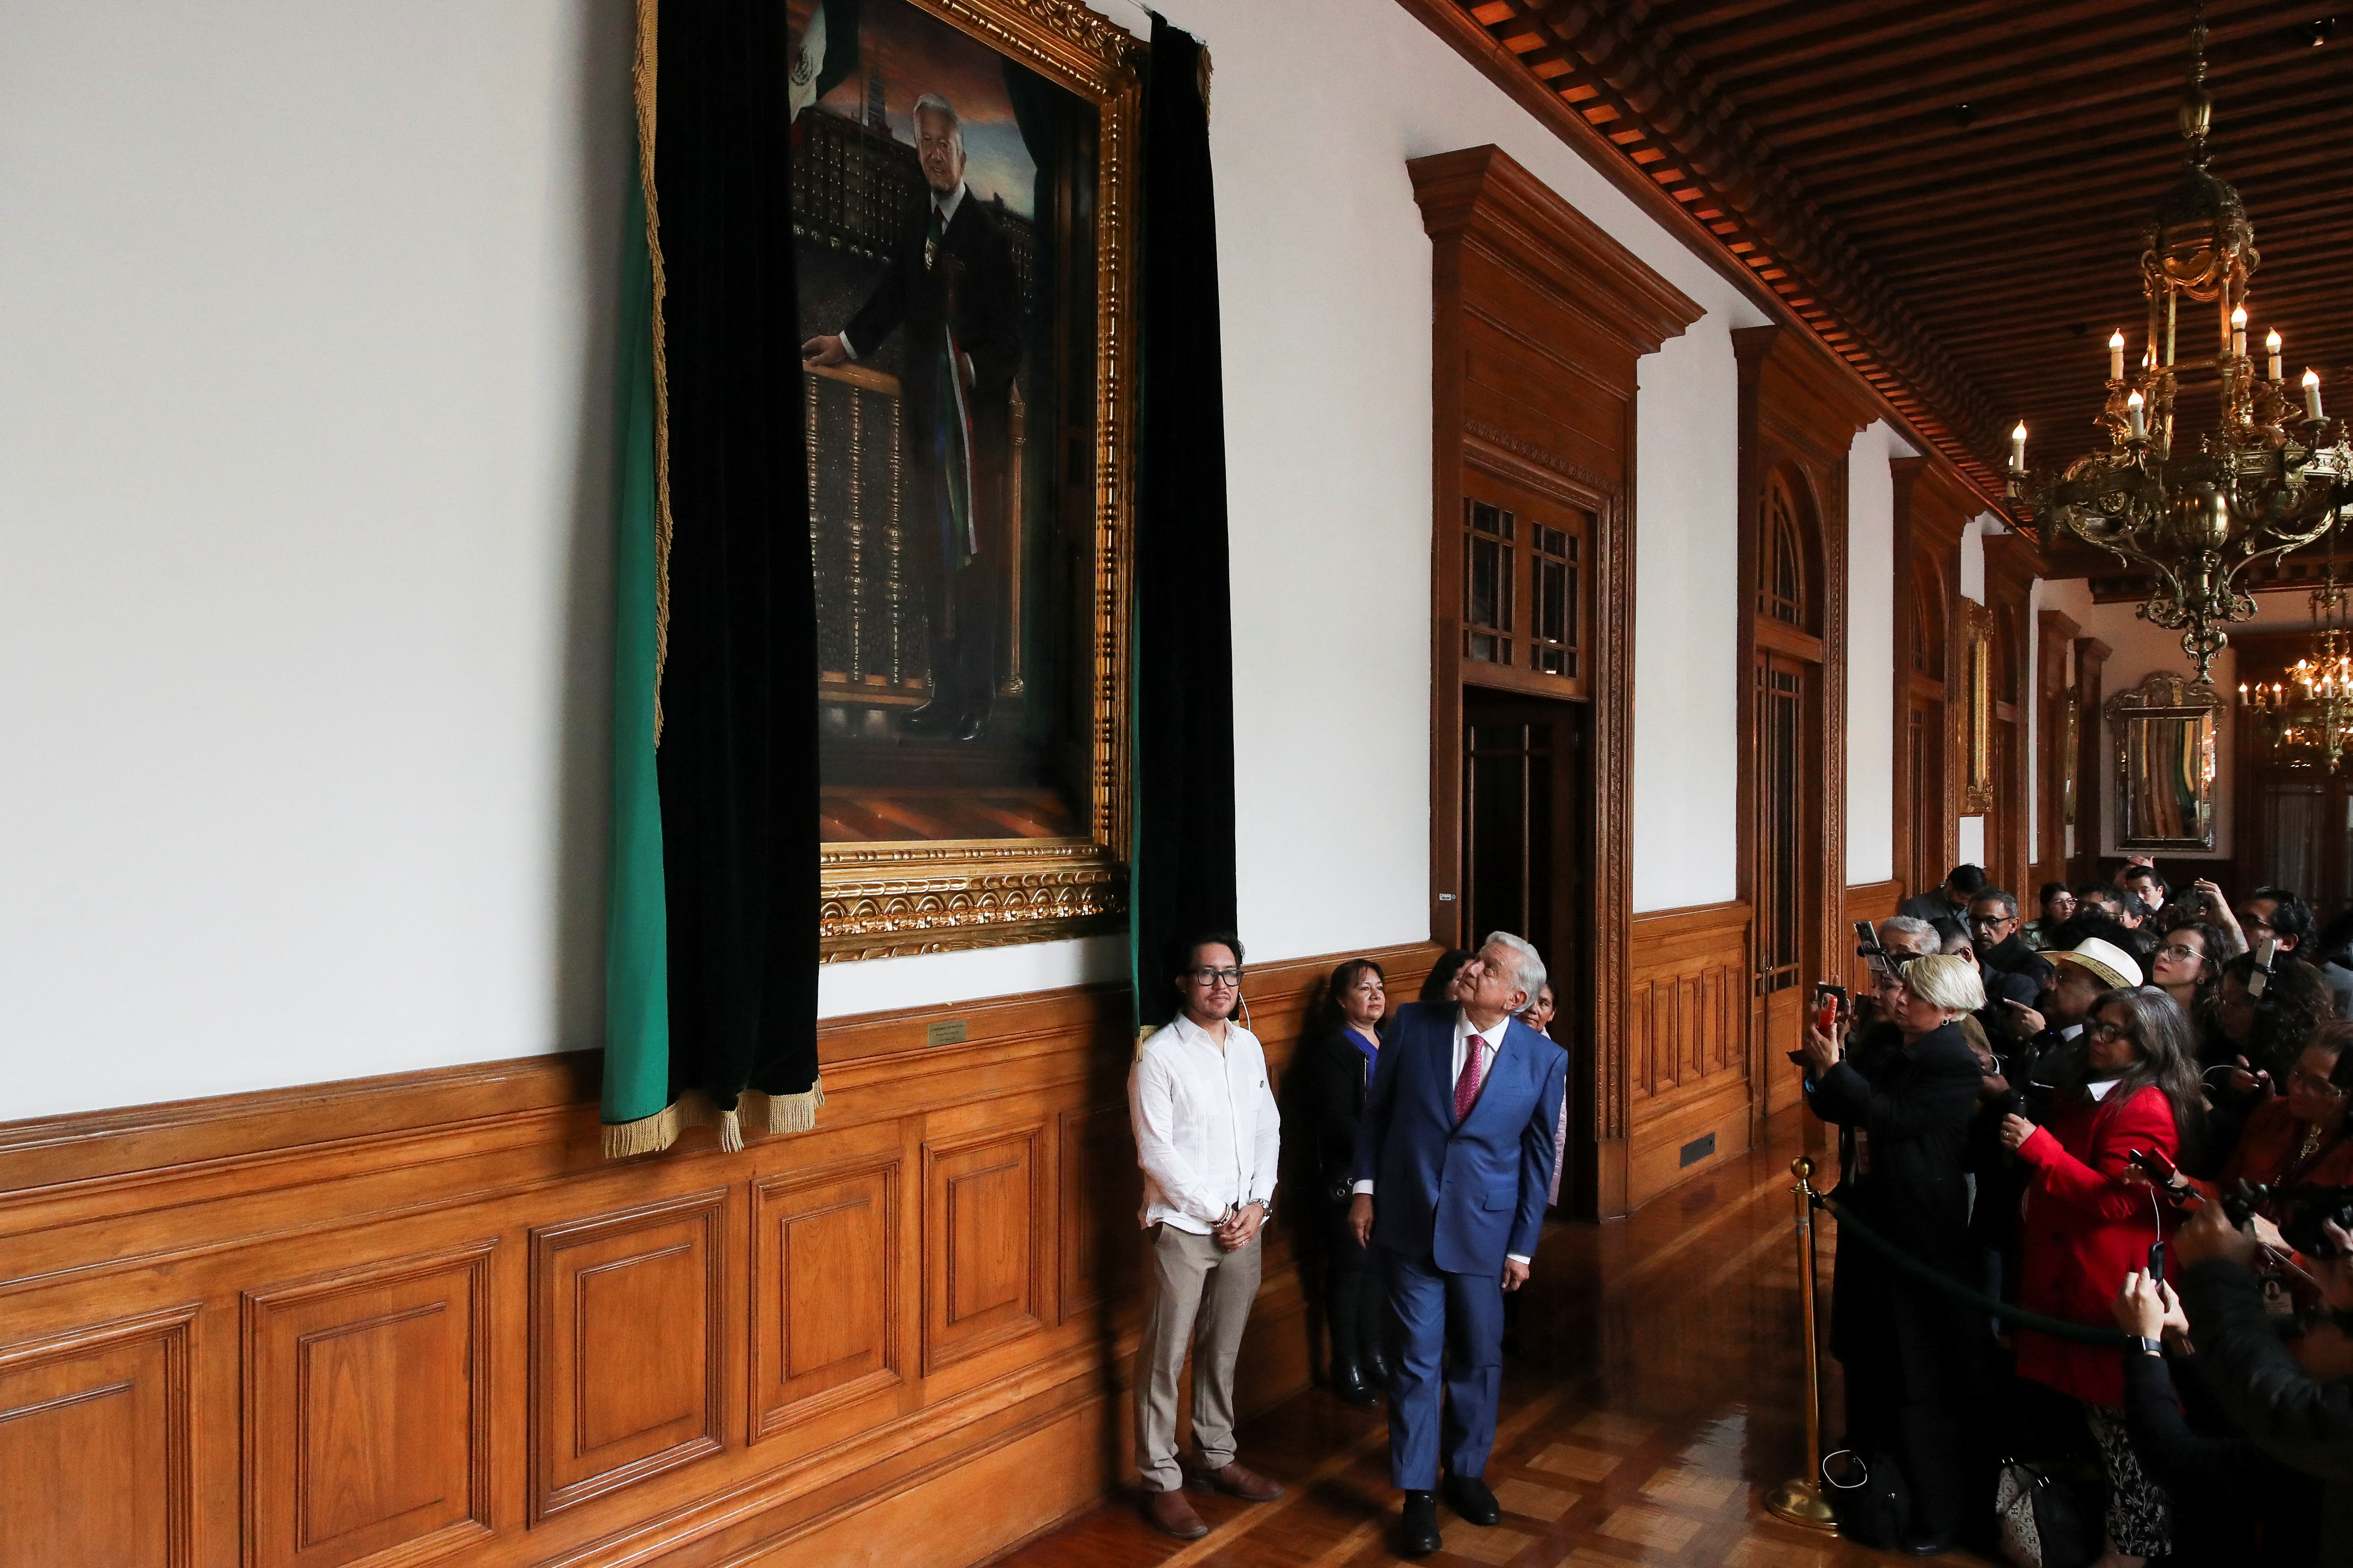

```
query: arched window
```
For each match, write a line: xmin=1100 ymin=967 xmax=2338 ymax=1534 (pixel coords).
xmin=1758 ymin=475 xmax=1807 ymax=628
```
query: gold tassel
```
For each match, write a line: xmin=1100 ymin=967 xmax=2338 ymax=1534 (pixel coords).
xmin=601 ymin=1101 xmax=682 ymax=1159
xmin=751 ymin=1080 xmax=825 ymax=1136
xmin=715 ymin=1106 xmax=744 ymax=1154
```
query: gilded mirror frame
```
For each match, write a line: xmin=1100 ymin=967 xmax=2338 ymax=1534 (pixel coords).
xmin=806 ymin=0 xmax=1143 ymax=962
xmin=2105 ymin=670 xmax=2219 ymax=851
xmin=1961 ymin=601 xmax=1996 ymax=814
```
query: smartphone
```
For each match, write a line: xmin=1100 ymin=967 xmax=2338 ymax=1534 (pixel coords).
xmin=2251 ymin=935 xmax=2279 ymax=999
xmin=2128 ymin=1146 xmax=2179 ymax=1185
xmin=1813 ymin=982 xmax=1848 ymax=1034
xmin=2148 ymin=1239 xmax=2167 ymax=1276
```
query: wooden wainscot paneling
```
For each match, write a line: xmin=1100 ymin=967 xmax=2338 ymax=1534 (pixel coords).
xmin=0 ymin=1304 xmax=194 ymax=1568
xmin=242 ymin=1241 xmax=494 ymax=1568
xmin=752 ymin=1153 xmax=901 ymax=1438
xmin=1626 ymin=900 xmax=1752 ymax=1207
xmin=0 ymin=938 xmax=1442 ymax=1568
xmin=923 ymin=1123 xmax=1049 ymax=1378
xmin=529 ymin=1189 xmax=726 ymax=1521
xmin=1056 ymin=1104 xmax=1135 ymax=1323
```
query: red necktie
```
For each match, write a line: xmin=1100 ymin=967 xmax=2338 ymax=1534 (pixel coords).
xmin=1454 ymin=1035 xmax=1488 ymax=1122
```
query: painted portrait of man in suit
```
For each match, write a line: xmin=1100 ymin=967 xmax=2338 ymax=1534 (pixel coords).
xmin=791 ymin=0 xmax=1096 ymax=846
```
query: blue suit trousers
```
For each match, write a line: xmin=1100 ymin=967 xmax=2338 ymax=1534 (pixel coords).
xmin=1380 ymin=1244 xmax=1504 ymax=1488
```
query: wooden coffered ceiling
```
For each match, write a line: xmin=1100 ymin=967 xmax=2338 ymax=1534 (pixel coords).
xmin=1422 ymin=1 xmax=2353 ymax=512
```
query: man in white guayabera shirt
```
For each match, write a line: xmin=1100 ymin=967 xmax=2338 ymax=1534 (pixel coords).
xmin=1128 ymin=932 xmax=1285 ymax=1540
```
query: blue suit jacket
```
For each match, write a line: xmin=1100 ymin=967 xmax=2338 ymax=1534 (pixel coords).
xmin=1351 ymin=1001 xmax=1569 ymax=1275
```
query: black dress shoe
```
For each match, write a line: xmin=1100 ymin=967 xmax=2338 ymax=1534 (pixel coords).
xmin=1442 ymin=1471 xmax=1500 ymax=1526
xmin=1329 ymin=1361 xmax=1378 ymax=1408
xmin=1399 ymin=1491 xmax=1441 ymax=1557
xmin=952 ymin=708 xmax=988 ymax=742
xmin=1364 ymin=1348 xmax=1392 ymax=1386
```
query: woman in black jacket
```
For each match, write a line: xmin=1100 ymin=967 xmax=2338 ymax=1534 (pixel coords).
xmin=1801 ymin=952 xmax=1990 ymax=1555
xmin=1308 ymin=957 xmax=1389 ymax=1406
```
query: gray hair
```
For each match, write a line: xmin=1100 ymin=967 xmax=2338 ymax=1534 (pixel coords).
xmin=912 ymin=92 xmax=964 ymax=149
xmin=1879 ymin=915 xmax=1936 ymax=948
xmin=1901 ymin=953 xmax=1987 ymax=1013
xmin=1480 ymin=931 xmax=1547 ymax=1006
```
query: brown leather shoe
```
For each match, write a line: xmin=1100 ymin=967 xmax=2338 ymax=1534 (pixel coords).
xmin=1143 ymin=1486 xmax=1209 ymax=1539
xmin=1190 ymin=1460 xmax=1285 ymax=1502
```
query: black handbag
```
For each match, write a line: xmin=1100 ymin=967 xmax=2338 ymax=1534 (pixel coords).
xmin=1821 ymin=1447 xmax=1911 ymax=1549
xmin=1994 ymin=1458 xmax=2094 ymax=1568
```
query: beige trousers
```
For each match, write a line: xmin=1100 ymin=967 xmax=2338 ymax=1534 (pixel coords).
xmin=1133 ymin=1222 xmax=1262 ymax=1491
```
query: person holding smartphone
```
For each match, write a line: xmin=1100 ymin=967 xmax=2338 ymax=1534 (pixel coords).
xmin=1799 ymin=952 xmax=1987 ymax=1554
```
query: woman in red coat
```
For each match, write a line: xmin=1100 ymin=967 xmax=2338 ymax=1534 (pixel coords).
xmin=2000 ymin=984 xmax=2203 ymax=1568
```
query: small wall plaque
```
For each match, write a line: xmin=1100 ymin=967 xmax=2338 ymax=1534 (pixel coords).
xmin=925 ymin=1019 xmax=969 ymax=1048
xmin=1679 ymin=1132 xmax=1717 ymax=1168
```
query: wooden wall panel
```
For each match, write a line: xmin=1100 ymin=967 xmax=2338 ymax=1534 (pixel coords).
xmin=923 ymin=1125 xmax=1046 ymax=1376
xmin=0 ymin=1306 xmax=192 ymax=1568
xmin=0 ymin=941 xmax=1444 ymax=1568
xmin=242 ymin=1242 xmax=493 ymax=1568
xmin=752 ymin=1156 xmax=900 ymax=1438
xmin=529 ymin=1191 xmax=726 ymax=1520
xmin=1626 ymin=900 xmax=1752 ymax=1206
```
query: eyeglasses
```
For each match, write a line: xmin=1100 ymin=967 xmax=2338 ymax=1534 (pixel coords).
xmin=1968 ymin=914 xmax=2013 ymax=929
xmin=1186 ymin=967 xmax=1244 ymax=988
xmin=2086 ymin=1019 xmax=2136 ymax=1042
xmin=2290 ymin=1071 xmax=2348 ymax=1098
xmin=2153 ymin=944 xmax=2207 ymax=964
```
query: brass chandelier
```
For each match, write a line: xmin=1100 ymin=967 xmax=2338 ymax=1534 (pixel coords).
xmin=2005 ymin=1 xmax=2353 ymax=684
xmin=2241 ymin=565 xmax=2353 ymax=773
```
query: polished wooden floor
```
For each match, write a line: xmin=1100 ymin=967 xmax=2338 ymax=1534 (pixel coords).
xmin=994 ymin=1112 xmax=1979 ymax=1568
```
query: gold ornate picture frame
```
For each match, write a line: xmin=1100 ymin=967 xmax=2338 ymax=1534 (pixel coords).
xmin=2107 ymin=670 xmax=2218 ymax=851
xmin=792 ymin=0 xmax=1142 ymax=961
xmin=1961 ymin=600 xmax=1996 ymax=814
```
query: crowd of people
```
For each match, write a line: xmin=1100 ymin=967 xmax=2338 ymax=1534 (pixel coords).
xmin=1813 ymin=858 xmax=2353 ymax=1564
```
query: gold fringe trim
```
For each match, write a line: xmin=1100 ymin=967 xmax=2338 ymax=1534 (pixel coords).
xmin=599 ymin=1078 xmax=826 ymax=1161
xmin=633 ymin=0 xmax=674 ymax=745
xmin=601 ymin=1101 xmax=683 ymax=1159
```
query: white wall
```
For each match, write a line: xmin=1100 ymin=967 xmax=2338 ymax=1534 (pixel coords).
xmin=4 ymin=0 xmax=1769 ymax=1117
xmin=1844 ymin=422 xmax=1914 ymax=887
xmin=3 ymin=0 xmax=632 ymax=1119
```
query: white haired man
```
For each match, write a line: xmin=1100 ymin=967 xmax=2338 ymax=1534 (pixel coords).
xmin=1348 ymin=933 xmax=1569 ymax=1557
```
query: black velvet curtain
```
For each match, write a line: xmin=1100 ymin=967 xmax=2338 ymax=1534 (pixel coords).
xmin=1133 ymin=17 xmax=1238 ymax=1028
xmin=652 ymin=0 xmax=821 ymax=1115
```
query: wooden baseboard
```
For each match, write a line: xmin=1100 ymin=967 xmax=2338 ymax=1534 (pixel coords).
xmin=0 ymin=939 xmax=1441 ymax=1568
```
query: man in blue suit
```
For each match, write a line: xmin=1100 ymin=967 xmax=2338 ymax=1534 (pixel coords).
xmin=1349 ymin=932 xmax=1568 ymax=1557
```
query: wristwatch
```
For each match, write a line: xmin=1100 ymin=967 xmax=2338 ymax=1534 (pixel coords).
xmin=2132 ymin=1335 xmax=2164 ymax=1357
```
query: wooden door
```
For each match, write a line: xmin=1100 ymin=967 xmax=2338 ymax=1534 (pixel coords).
xmin=1907 ymin=692 xmax=1946 ymax=895
xmin=1460 ymin=690 xmax=1588 ymax=1204
xmin=1755 ymin=649 xmax=1816 ymax=1112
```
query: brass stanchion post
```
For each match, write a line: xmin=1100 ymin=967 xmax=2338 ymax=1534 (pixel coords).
xmin=1766 ymin=1156 xmax=1837 ymax=1531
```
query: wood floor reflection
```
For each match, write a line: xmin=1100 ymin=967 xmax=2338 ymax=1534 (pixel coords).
xmin=994 ymin=1110 xmax=1979 ymax=1568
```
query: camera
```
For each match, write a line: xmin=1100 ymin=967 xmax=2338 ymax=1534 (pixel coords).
xmin=2220 ymin=1181 xmax=2353 ymax=1258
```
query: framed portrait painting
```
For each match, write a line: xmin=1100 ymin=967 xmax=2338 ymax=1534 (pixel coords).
xmin=789 ymin=0 xmax=1140 ymax=960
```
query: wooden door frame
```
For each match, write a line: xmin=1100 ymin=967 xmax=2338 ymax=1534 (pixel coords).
xmin=2034 ymin=607 xmax=2081 ymax=892
xmin=2071 ymin=635 xmax=2113 ymax=883
xmin=1413 ymin=146 xmax=1702 ymax=1218
xmin=1733 ymin=327 xmax=1873 ymax=1135
xmin=1889 ymin=456 xmax=1974 ymax=900
xmin=1983 ymin=532 xmax=2045 ymax=897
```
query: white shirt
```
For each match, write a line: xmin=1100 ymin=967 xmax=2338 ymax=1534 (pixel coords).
xmin=1130 ymin=1012 xmax=1281 ymax=1233
xmin=838 ymin=181 xmax=970 ymax=363
xmin=1351 ymin=1008 xmax=1530 ymax=1264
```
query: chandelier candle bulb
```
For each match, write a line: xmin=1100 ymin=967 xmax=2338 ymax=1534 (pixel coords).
xmin=2232 ymin=304 xmax=2248 ymax=358
xmin=2127 ymin=389 xmax=2148 ymax=439
xmin=2307 ymin=370 xmax=2325 ymax=422
xmin=2011 ymin=423 xmax=2028 ymax=469
xmin=2269 ymin=330 xmax=2285 ymax=381
xmin=2110 ymin=329 xmax=2127 ymax=381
